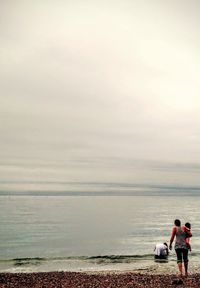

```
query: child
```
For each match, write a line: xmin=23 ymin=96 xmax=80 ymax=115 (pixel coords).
xmin=185 ymin=222 xmax=192 ymax=252
xmin=154 ymin=242 xmax=169 ymax=260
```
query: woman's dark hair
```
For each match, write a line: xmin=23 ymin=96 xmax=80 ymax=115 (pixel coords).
xmin=185 ymin=222 xmax=191 ymax=229
xmin=174 ymin=219 xmax=181 ymax=226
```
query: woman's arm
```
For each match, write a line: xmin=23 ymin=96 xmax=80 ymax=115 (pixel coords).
xmin=169 ymin=226 xmax=176 ymax=250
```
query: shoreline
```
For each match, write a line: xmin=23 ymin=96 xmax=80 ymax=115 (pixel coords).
xmin=1 ymin=271 xmax=200 ymax=287
xmin=1 ymin=258 xmax=198 ymax=275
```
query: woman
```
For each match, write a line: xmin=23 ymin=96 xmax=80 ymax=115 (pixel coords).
xmin=169 ymin=219 xmax=192 ymax=277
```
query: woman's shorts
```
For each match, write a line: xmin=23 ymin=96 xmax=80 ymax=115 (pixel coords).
xmin=175 ymin=248 xmax=188 ymax=263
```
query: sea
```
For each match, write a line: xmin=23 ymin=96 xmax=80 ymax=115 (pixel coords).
xmin=1 ymin=181 xmax=200 ymax=274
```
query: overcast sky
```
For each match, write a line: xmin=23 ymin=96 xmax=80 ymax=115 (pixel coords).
xmin=1 ymin=0 xmax=200 ymax=186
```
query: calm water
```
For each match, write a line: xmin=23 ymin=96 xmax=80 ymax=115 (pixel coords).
xmin=1 ymin=185 xmax=200 ymax=273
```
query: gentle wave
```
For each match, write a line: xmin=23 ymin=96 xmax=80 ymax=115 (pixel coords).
xmin=0 ymin=254 xmax=158 ymax=266
xmin=2 ymin=252 xmax=200 ymax=267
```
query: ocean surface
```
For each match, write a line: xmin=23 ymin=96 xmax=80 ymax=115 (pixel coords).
xmin=1 ymin=182 xmax=200 ymax=273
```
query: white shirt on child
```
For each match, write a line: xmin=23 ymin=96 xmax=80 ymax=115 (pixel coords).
xmin=154 ymin=243 xmax=168 ymax=256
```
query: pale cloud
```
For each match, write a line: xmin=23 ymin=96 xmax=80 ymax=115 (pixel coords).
xmin=1 ymin=0 xmax=200 ymax=186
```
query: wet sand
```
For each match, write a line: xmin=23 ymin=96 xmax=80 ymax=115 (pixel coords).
xmin=1 ymin=271 xmax=200 ymax=288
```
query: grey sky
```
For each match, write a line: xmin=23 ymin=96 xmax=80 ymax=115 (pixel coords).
xmin=1 ymin=0 xmax=200 ymax=186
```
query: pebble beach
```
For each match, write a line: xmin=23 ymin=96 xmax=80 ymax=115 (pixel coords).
xmin=1 ymin=271 xmax=200 ymax=288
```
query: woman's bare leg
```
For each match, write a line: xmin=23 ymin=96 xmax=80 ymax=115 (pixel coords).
xmin=184 ymin=261 xmax=188 ymax=276
xmin=178 ymin=262 xmax=183 ymax=277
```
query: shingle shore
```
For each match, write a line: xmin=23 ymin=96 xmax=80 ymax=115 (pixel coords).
xmin=0 ymin=271 xmax=200 ymax=288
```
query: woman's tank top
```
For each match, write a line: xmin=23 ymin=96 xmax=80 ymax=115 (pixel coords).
xmin=175 ymin=227 xmax=187 ymax=249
